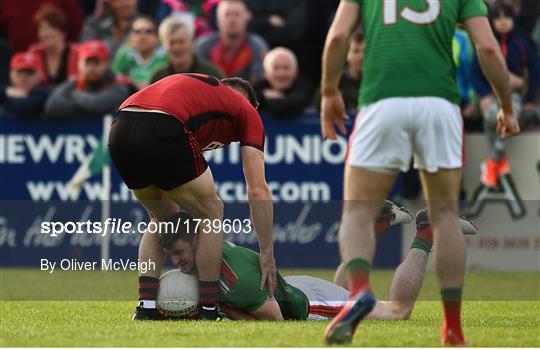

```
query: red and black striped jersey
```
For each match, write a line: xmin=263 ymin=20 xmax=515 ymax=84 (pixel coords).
xmin=119 ymin=73 xmax=265 ymax=151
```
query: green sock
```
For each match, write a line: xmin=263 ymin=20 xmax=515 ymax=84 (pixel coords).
xmin=345 ymin=258 xmax=371 ymax=294
xmin=345 ymin=258 xmax=371 ymax=272
xmin=410 ymin=238 xmax=432 ymax=254
xmin=441 ymin=288 xmax=463 ymax=301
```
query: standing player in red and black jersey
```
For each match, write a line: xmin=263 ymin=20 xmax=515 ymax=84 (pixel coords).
xmin=109 ymin=73 xmax=277 ymax=320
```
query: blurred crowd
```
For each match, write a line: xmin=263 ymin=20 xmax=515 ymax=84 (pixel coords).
xmin=1 ymin=0 xmax=538 ymax=200
xmin=0 ymin=0 xmax=540 ymax=140
xmin=0 ymin=0 xmax=539 ymax=134
xmin=0 ymin=0 xmax=334 ymax=120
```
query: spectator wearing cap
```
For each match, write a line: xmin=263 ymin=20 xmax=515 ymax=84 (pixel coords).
xmin=80 ymin=0 xmax=138 ymax=58
xmin=28 ymin=4 xmax=80 ymax=88
xmin=253 ymin=47 xmax=312 ymax=119
xmin=196 ymin=0 xmax=268 ymax=83
xmin=112 ymin=15 xmax=168 ymax=88
xmin=45 ymin=40 xmax=132 ymax=120
xmin=0 ymin=52 xmax=49 ymax=117
xmin=150 ymin=14 xmax=223 ymax=84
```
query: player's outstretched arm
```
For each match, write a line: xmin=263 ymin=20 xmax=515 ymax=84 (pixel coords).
xmin=320 ymin=0 xmax=359 ymax=140
xmin=241 ymin=145 xmax=277 ymax=296
xmin=465 ymin=16 xmax=520 ymax=139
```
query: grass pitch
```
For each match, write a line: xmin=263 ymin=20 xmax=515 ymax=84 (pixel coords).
xmin=1 ymin=269 xmax=539 ymax=347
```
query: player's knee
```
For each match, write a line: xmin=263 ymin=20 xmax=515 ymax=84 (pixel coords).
xmin=198 ymin=196 xmax=224 ymax=219
xmin=211 ymin=197 xmax=224 ymax=216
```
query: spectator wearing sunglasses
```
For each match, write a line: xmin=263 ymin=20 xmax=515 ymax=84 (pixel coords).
xmin=112 ymin=15 xmax=168 ymax=88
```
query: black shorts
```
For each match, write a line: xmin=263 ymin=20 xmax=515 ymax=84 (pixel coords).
xmin=108 ymin=110 xmax=208 ymax=190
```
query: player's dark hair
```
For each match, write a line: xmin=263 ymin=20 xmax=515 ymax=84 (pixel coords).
xmin=351 ymin=30 xmax=364 ymax=44
xmin=221 ymin=77 xmax=259 ymax=109
xmin=490 ymin=2 xmax=515 ymax=20
xmin=158 ymin=211 xmax=197 ymax=248
xmin=34 ymin=4 xmax=68 ymax=34
xmin=132 ymin=14 xmax=159 ymax=32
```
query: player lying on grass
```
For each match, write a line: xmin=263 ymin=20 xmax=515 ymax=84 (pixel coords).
xmin=109 ymin=74 xmax=276 ymax=320
xmin=158 ymin=202 xmax=478 ymax=321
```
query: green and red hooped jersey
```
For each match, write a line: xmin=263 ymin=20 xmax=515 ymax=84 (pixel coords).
xmin=344 ymin=0 xmax=487 ymax=107
xmin=219 ymin=241 xmax=309 ymax=320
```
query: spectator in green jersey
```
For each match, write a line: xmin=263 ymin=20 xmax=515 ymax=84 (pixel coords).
xmin=112 ymin=15 xmax=168 ymax=89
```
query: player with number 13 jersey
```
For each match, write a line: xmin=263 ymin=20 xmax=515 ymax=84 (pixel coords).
xmin=321 ymin=0 xmax=519 ymax=346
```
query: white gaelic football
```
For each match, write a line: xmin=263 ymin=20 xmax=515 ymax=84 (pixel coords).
xmin=157 ymin=269 xmax=199 ymax=317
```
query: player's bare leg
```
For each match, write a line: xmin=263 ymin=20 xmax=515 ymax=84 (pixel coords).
xmin=333 ymin=200 xmax=413 ymax=287
xmin=374 ymin=206 xmax=433 ymax=320
xmin=324 ymin=166 xmax=396 ymax=344
xmin=339 ymin=167 xmax=396 ymax=274
xmin=131 ymin=185 xmax=180 ymax=320
xmin=369 ymin=249 xmax=428 ymax=321
xmin=165 ymin=167 xmax=224 ymax=319
xmin=420 ymin=168 xmax=466 ymax=346
xmin=335 ymin=205 xmax=429 ymax=322
xmin=337 ymin=209 xmax=476 ymax=322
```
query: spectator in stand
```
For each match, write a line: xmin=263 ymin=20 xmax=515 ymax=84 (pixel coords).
xmin=0 ymin=0 xmax=82 ymax=53
xmin=28 ymin=5 xmax=79 ymax=88
xmin=45 ymin=40 xmax=132 ymax=120
xmin=0 ymin=52 xmax=49 ymax=117
xmin=453 ymin=27 xmax=477 ymax=119
xmin=113 ymin=15 xmax=167 ymax=88
xmin=196 ymin=0 xmax=268 ymax=83
xmin=253 ymin=47 xmax=312 ymax=119
xmin=244 ymin=0 xmax=306 ymax=49
xmin=155 ymin=0 xmax=220 ymax=37
xmin=150 ymin=14 xmax=223 ymax=83
xmin=471 ymin=3 xmax=540 ymax=187
xmin=519 ymin=0 xmax=540 ymax=38
xmin=80 ymin=0 xmax=138 ymax=57
xmin=295 ymin=0 xmax=340 ymax=89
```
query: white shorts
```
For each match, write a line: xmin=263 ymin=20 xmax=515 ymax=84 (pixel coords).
xmin=285 ymin=275 xmax=347 ymax=321
xmin=346 ymin=97 xmax=463 ymax=173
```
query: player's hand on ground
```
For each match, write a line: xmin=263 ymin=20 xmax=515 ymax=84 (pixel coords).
xmin=496 ymin=109 xmax=520 ymax=139
xmin=320 ymin=91 xmax=348 ymax=140
xmin=259 ymin=252 xmax=277 ymax=297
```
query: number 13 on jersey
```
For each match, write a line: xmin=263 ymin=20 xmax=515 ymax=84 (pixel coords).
xmin=383 ymin=0 xmax=441 ymax=25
